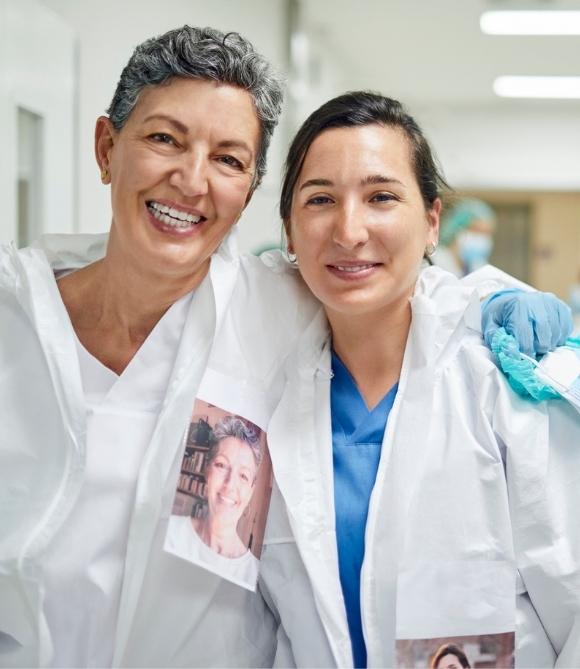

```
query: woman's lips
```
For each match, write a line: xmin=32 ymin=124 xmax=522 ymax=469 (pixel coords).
xmin=217 ymin=493 xmax=237 ymax=507
xmin=326 ymin=262 xmax=381 ymax=280
xmin=146 ymin=201 xmax=206 ymax=237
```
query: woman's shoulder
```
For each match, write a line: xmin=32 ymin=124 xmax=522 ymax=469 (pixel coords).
xmin=239 ymin=250 xmax=317 ymax=306
xmin=223 ymin=250 xmax=321 ymax=355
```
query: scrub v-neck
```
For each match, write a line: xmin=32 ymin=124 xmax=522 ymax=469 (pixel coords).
xmin=74 ymin=289 xmax=194 ymax=412
xmin=331 ymin=350 xmax=398 ymax=669
xmin=43 ymin=289 xmax=194 ymax=668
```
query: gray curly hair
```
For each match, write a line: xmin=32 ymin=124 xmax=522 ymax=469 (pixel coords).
xmin=209 ymin=415 xmax=263 ymax=470
xmin=107 ymin=25 xmax=284 ymax=187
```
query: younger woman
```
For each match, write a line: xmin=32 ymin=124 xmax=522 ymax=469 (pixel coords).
xmin=259 ymin=92 xmax=580 ymax=669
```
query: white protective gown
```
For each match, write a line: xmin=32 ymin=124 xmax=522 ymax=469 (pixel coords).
xmin=1 ymin=231 xmax=577 ymax=667
xmin=259 ymin=266 xmax=580 ymax=668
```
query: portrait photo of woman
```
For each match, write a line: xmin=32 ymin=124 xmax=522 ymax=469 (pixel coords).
xmin=164 ymin=401 xmax=272 ymax=590
xmin=396 ymin=632 xmax=514 ymax=668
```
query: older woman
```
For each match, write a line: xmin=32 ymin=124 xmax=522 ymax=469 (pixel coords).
xmin=258 ymin=92 xmax=580 ymax=668
xmin=0 ymin=26 xmax=286 ymax=668
xmin=0 ymin=26 xmax=572 ymax=669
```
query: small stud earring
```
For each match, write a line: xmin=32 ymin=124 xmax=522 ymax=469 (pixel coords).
xmin=425 ymin=242 xmax=437 ymax=257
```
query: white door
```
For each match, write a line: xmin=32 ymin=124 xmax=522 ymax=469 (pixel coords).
xmin=0 ymin=0 xmax=75 ymax=246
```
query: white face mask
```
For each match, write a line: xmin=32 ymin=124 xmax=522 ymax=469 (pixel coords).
xmin=534 ymin=346 xmax=580 ymax=414
xmin=456 ymin=231 xmax=493 ymax=272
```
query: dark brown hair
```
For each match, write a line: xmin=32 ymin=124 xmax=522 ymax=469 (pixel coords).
xmin=430 ymin=643 xmax=471 ymax=669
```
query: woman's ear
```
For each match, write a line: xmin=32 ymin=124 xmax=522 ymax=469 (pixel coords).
xmin=284 ymin=221 xmax=294 ymax=254
xmin=427 ymin=197 xmax=442 ymax=246
xmin=94 ymin=116 xmax=117 ymax=184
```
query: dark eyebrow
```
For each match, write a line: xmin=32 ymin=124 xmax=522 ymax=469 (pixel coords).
xmin=215 ymin=139 xmax=254 ymax=160
xmin=142 ymin=114 xmax=189 ymax=134
xmin=142 ymin=116 xmax=254 ymax=159
xmin=299 ymin=178 xmax=333 ymax=191
xmin=361 ymin=174 xmax=405 ymax=187
xmin=299 ymin=175 xmax=405 ymax=192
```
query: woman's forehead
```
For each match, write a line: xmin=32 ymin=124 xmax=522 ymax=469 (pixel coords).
xmin=217 ymin=437 xmax=256 ymax=462
xmin=299 ymin=124 xmax=414 ymax=184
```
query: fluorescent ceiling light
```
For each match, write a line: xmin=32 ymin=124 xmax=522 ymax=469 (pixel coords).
xmin=481 ymin=10 xmax=580 ymax=35
xmin=494 ymin=76 xmax=580 ymax=99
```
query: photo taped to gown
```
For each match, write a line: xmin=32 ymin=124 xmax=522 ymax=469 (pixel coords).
xmin=164 ymin=399 xmax=272 ymax=591
xmin=396 ymin=632 xmax=515 ymax=668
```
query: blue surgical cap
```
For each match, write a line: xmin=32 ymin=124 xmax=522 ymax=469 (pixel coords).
xmin=440 ymin=199 xmax=496 ymax=247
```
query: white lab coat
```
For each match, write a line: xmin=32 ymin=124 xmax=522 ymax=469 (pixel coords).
xmin=0 ymin=231 xmax=316 ymax=667
xmin=259 ymin=266 xmax=580 ymax=668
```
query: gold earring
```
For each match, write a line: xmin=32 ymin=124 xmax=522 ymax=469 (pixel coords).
xmin=101 ymin=167 xmax=109 ymax=181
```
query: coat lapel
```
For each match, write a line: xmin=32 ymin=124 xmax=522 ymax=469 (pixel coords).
xmin=267 ymin=309 xmax=353 ymax=667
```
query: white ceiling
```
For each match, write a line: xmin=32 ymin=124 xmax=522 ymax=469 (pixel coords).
xmin=301 ymin=0 xmax=580 ymax=105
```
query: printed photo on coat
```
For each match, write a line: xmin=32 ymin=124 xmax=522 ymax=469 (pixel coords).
xmin=164 ymin=399 xmax=272 ymax=591
xmin=396 ymin=632 xmax=515 ymax=668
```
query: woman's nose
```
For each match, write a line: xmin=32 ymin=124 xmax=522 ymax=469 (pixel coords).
xmin=221 ymin=468 xmax=233 ymax=488
xmin=169 ymin=153 xmax=209 ymax=197
xmin=331 ymin=202 xmax=369 ymax=249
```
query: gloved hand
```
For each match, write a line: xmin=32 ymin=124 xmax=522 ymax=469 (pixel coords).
xmin=482 ymin=289 xmax=573 ymax=358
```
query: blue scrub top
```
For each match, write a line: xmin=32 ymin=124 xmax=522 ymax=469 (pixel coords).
xmin=331 ymin=351 xmax=398 ymax=669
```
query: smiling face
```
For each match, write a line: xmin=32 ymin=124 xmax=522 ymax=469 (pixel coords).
xmin=287 ymin=123 xmax=440 ymax=322
xmin=205 ymin=437 xmax=258 ymax=527
xmin=95 ymin=76 xmax=261 ymax=285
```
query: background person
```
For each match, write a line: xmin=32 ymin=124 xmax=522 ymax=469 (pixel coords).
xmin=434 ymin=198 xmax=496 ymax=277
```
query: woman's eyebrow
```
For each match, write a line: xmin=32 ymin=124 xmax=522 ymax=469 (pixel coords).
xmin=361 ymin=174 xmax=404 ymax=187
xmin=215 ymin=139 xmax=254 ymax=160
xmin=299 ymin=178 xmax=333 ymax=191
xmin=299 ymin=175 xmax=405 ymax=191
xmin=142 ymin=113 xmax=188 ymax=134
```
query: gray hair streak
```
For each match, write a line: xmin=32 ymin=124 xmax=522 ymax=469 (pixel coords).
xmin=210 ymin=415 xmax=263 ymax=470
xmin=107 ymin=26 xmax=284 ymax=187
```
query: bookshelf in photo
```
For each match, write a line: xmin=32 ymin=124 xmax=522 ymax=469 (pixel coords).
xmin=173 ymin=417 xmax=212 ymax=518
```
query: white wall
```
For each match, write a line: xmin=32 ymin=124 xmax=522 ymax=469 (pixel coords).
xmin=41 ymin=0 xmax=289 ymax=253
xmin=418 ymin=103 xmax=580 ymax=192
xmin=0 ymin=0 xmax=75 ymax=244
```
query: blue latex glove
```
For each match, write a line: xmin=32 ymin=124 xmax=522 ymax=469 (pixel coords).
xmin=482 ymin=289 xmax=573 ymax=358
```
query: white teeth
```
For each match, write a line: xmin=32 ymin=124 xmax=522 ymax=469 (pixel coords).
xmin=147 ymin=201 xmax=202 ymax=227
xmin=335 ymin=264 xmax=374 ymax=272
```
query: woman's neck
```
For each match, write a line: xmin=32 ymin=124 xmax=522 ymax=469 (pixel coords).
xmin=327 ymin=296 xmax=412 ymax=410
xmin=57 ymin=248 xmax=204 ymax=374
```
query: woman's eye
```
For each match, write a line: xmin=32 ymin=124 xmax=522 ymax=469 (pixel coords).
xmin=306 ymin=195 xmax=333 ymax=206
xmin=371 ymin=192 xmax=397 ymax=203
xmin=240 ymin=473 xmax=250 ymax=482
xmin=218 ymin=155 xmax=244 ymax=170
xmin=149 ymin=133 xmax=175 ymax=145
